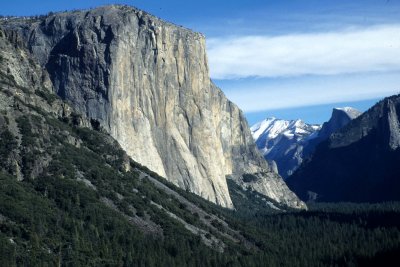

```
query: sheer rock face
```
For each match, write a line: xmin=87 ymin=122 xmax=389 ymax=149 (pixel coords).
xmin=317 ymin=107 xmax=362 ymax=142
xmin=1 ymin=5 xmax=304 ymax=209
xmin=328 ymin=98 xmax=400 ymax=150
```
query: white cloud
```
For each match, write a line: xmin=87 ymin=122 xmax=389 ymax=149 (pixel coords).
xmin=207 ymin=25 xmax=400 ymax=79
xmin=221 ymin=73 xmax=400 ymax=112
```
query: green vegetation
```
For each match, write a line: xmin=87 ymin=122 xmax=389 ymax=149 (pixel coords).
xmin=0 ymin=129 xmax=18 ymax=174
xmin=224 ymin=200 xmax=400 ymax=266
xmin=0 ymin=113 xmax=236 ymax=266
xmin=34 ymin=89 xmax=58 ymax=105
xmin=0 ymin=100 xmax=399 ymax=266
xmin=158 ymin=176 xmax=400 ymax=266
xmin=0 ymin=71 xmax=31 ymax=95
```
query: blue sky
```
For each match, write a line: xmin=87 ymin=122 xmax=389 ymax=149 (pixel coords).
xmin=2 ymin=0 xmax=400 ymax=125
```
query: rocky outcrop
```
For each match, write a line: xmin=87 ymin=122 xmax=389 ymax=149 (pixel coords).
xmin=1 ymin=5 xmax=304 ymax=209
xmin=287 ymin=95 xmax=400 ymax=203
xmin=315 ymin=107 xmax=361 ymax=142
xmin=0 ymin=27 xmax=71 ymax=181
xmin=329 ymin=104 xmax=393 ymax=149
xmin=302 ymin=107 xmax=361 ymax=158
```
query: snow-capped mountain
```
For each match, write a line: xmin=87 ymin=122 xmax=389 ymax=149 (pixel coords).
xmin=251 ymin=107 xmax=361 ymax=179
xmin=251 ymin=118 xmax=321 ymax=179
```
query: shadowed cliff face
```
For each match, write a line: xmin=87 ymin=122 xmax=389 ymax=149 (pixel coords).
xmin=1 ymin=5 xmax=304 ymax=209
xmin=287 ymin=95 xmax=400 ymax=203
xmin=316 ymin=107 xmax=362 ymax=142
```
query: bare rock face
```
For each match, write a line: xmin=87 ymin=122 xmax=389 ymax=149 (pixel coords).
xmin=317 ymin=107 xmax=362 ymax=142
xmin=1 ymin=5 xmax=304 ymax=209
xmin=329 ymin=101 xmax=397 ymax=149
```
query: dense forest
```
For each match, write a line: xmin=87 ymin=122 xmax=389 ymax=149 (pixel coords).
xmin=0 ymin=107 xmax=399 ymax=266
xmin=0 ymin=50 xmax=398 ymax=265
xmin=1 ymin=7 xmax=399 ymax=266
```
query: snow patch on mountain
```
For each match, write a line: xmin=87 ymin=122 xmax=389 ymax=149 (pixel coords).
xmin=251 ymin=107 xmax=361 ymax=179
xmin=251 ymin=118 xmax=321 ymax=178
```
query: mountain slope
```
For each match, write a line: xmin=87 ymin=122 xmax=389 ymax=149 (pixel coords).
xmin=304 ymin=107 xmax=362 ymax=156
xmin=0 ymin=29 xmax=269 ymax=264
xmin=251 ymin=108 xmax=361 ymax=179
xmin=318 ymin=107 xmax=362 ymax=141
xmin=287 ymin=95 xmax=400 ymax=202
xmin=1 ymin=9 xmax=400 ymax=266
xmin=0 ymin=5 xmax=303 ymax=209
xmin=251 ymin=118 xmax=320 ymax=178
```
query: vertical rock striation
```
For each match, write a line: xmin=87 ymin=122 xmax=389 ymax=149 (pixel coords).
xmin=1 ymin=5 xmax=304 ymax=208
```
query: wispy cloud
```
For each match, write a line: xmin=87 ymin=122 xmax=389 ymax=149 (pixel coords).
xmin=219 ymin=73 xmax=400 ymax=112
xmin=207 ymin=24 xmax=400 ymax=79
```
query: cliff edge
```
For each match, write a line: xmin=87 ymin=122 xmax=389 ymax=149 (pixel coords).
xmin=1 ymin=5 xmax=304 ymax=209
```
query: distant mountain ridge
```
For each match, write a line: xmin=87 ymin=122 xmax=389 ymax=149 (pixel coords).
xmin=251 ymin=118 xmax=320 ymax=178
xmin=313 ymin=107 xmax=361 ymax=143
xmin=304 ymin=107 xmax=362 ymax=157
xmin=251 ymin=107 xmax=361 ymax=178
xmin=287 ymin=95 xmax=400 ymax=202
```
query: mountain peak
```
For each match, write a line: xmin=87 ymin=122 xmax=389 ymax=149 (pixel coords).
xmin=317 ymin=107 xmax=361 ymax=140
xmin=287 ymin=94 xmax=400 ymax=203
xmin=332 ymin=106 xmax=362 ymax=120
xmin=251 ymin=117 xmax=314 ymax=141
xmin=0 ymin=5 xmax=303 ymax=209
xmin=251 ymin=118 xmax=321 ymax=178
xmin=251 ymin=107 xmax=361 ymax=179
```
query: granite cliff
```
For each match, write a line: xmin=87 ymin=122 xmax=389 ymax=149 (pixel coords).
xmin=0 ymin=5 xmax=304 ymax=209
xmin=304 ymin=107 xmax=362 ymax=155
